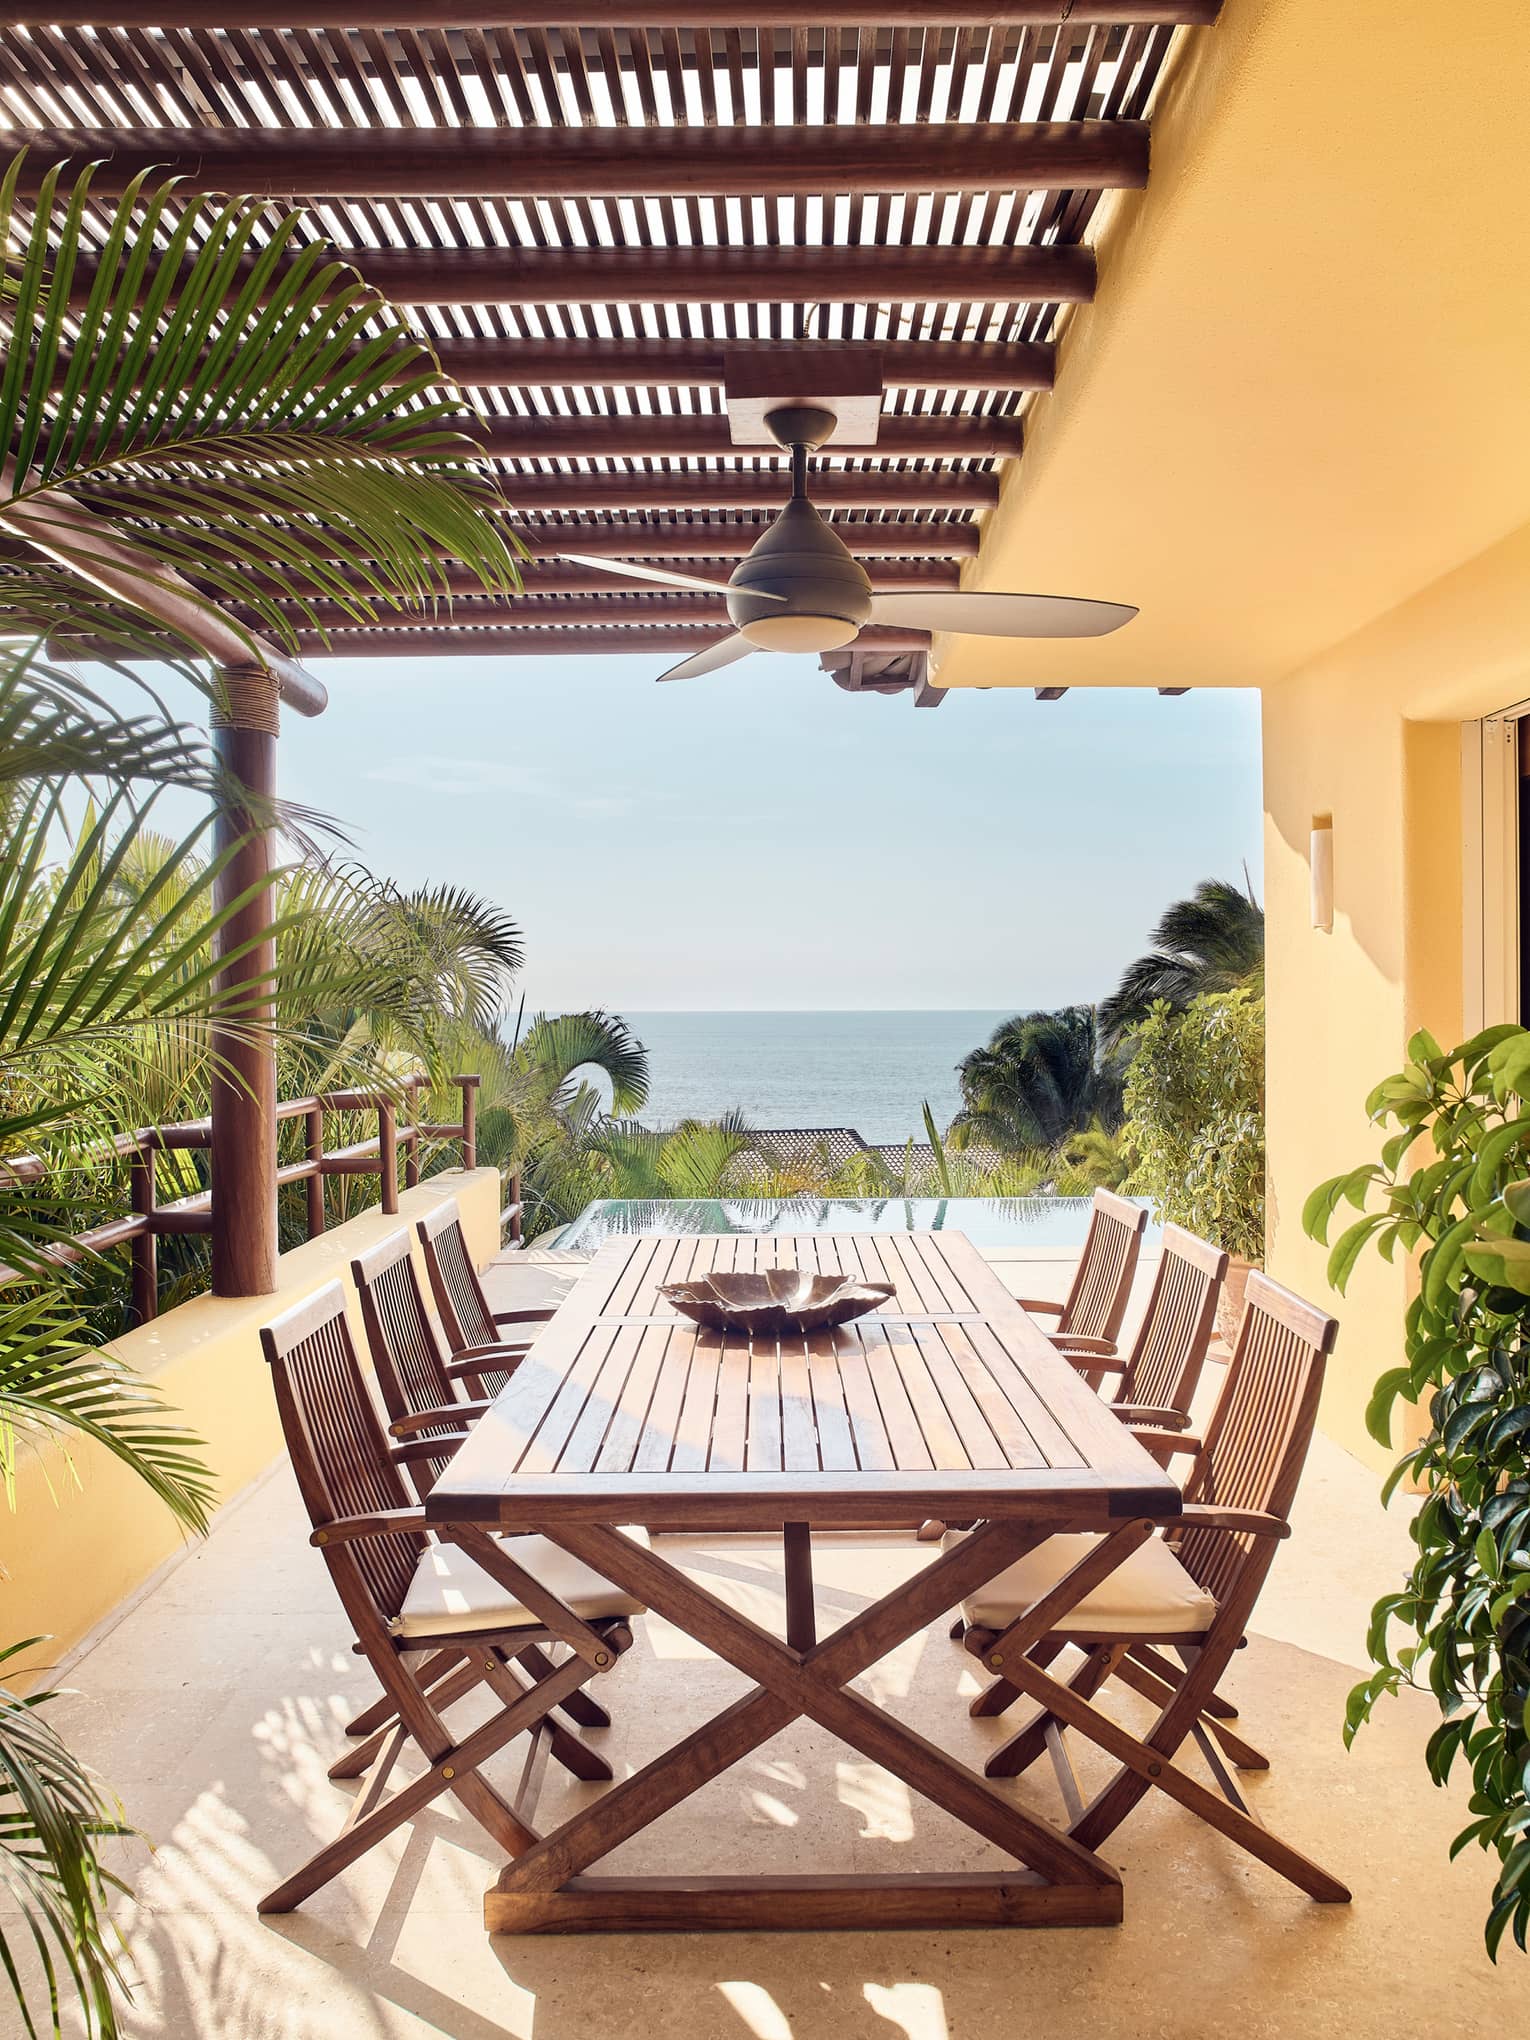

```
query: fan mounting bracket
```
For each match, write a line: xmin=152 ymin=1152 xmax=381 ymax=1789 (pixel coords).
xmin=722 ymin=344 xmax=884 ymax=447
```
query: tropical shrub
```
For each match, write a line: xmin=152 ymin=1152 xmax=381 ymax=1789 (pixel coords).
xmin=1123 ymin=988 xmax=1265 ymax=1261
xmin=1305 ymin=1024 xmax=1530 ymax=1958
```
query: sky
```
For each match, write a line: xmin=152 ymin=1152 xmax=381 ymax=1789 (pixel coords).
xmin=121 ymin=651 xmax=1263 ymax=1014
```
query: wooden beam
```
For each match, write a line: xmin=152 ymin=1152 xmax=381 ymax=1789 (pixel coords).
xmin=10 ymin=7 xmax=1220 ymax=33
xmin=76 ymin=624 xmax=935 ymax=662
xmin=14 ymin=123 xmax=1150 ymax=201
xmin=239 ymin=559 xmax=960 ymax=601
xmin=447 ymin=337 xmax=1054 ymax=393
xmin=477 ymin=413 xmax=1022 ymax=461
xmin=65 ymin=244 xmax=1092 ymax=315
xmin=502 ymin=470 xmax=998 ymax=512
xmin=515 ymin=520 xmax=979 ymax=558
xmin=263 ymin=593 xmax=739 ymax=631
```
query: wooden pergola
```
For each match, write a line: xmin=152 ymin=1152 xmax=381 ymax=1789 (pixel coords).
xmin=0 ymin=5 xmax=1219 ymax=1296
xmin=0 ymin=5 xmax=1214 ymax=696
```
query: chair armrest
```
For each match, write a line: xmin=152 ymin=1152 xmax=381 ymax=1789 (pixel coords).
xmin=313 ymin=1508 xmax=427 ymax=1547
xmin=443 ymin=1345 xmax=528 ymax=1381
xmin=1112 ymin=1403 xmax=1191 ymax=1430
xmin=388 ymin=1402 xmax=492 ymax=1438
xmin=387 ymin=1433 xmax=469 ymax=1467
xmin=493 ymin=1306 xmax=556 ymax=1326
xmin=1051 ymin=1333 xmax=1117 ymax=1356
xmin=1013 ymin=1296 xmax=1065 ymax=1318
xmin=1129 ymin=1428 xmax=1205 ymax=1467
xmin=1175 ymin=1503 xmax=1291 ymax=1540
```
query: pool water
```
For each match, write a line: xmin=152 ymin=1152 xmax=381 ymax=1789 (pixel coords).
xmin=552 ymin=1196 xmax=1156 ymax=1255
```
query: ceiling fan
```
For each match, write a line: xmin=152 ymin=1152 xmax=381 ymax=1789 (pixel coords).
xmin=557 ymin=402 xmax=1137 ymax=683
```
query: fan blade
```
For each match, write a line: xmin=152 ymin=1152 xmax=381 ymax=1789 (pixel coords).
xmin=554 ymin=551 xmax=784 ymax=599
xmin=655 ymin=634 xmax=758 ymax=683
xmin=865 ymin=590 xmax=1138 ymax=638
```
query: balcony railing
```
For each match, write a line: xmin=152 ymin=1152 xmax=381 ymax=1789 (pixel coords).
xmin=0 ymin=1072 xmax=480 ymax=1322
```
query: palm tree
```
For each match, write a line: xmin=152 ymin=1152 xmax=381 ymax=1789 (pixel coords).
xmin=1099 ymin=877 xmax=1264 ymax=1047
xmin=950 ymin=1006 xmax=1125 ymax=1155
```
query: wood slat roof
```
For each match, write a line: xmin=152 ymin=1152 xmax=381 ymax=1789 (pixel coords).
xmin=0 ymin=8 xmax=1216 ymax=693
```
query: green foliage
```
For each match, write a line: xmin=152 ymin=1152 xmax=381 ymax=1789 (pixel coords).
xmin=1099 ymin=875 xmax=1264 ymax=1048
xmin=0 ymin=1642 xmax=132 ymax=2040
xmin=1304 ymin=1023 xmax=1530 ymax=1958
xmin=0 ymin=151 xmax=521 ymax=655
xmin=951 ymin=1005 xmax=1125 ymax=1154
xmin=1123 ymin=989 xmax=1265 ymax=1261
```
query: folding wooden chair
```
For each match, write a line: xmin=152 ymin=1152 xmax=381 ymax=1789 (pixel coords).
xmin=352 ymin=1227 xmax=520 ymax=1471
xmin=1014 ymin=1187 xmax=1149 ymax=1365
xmin=417 ymin=1197 xmax=557 ymax=1358
xmin=257 ymin=1281 xmax=639 ymax=1915
xmin=953 ymin=1272 xmax=1348 ymax=1903
xmin=1061 ymin=1223 xmax=1227 ymax=1429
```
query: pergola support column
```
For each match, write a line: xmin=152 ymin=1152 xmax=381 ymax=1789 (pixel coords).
xmin=209 ymin=665 xmax=280 ymax=1297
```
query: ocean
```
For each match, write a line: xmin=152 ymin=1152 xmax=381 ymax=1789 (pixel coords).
xmin=616 ymin=1010 xmax=1013 ymax=1148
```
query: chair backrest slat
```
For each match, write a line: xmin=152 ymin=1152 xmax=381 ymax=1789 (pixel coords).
xmin=1175 ymin=1271 xmax=1337 ymax=1606
xmin=353 ymin=1230 xmax=454 ymax=1421
xmin=261 ymin=1281 xmax=422 ymax=1624
xmin=1061 ymin=1188 xmax=1149 ymax=1342
xmin=1118 ymin=1223 xmax=1227 ymax=1416
xmin=417 ymin=1200 xmax=512 ymax=1391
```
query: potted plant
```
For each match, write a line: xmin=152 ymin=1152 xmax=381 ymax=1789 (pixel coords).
xmin=1305 ymin=1025 xmax=1530 ymax=1957
xmin=1123 ymin=988 xmax=1266 ymax=1339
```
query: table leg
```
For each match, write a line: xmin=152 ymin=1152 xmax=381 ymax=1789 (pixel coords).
xmin=783 ymin=1521 xmax=816 ymax=1652
xmin=484 ymin=1518 xmax=1123 ymax=1934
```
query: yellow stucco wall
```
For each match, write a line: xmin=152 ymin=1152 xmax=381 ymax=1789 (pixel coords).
xmin=932 ymin=0 xmax=1530 ymax=695
xmin=1 ymin=1167 xmax=501 ymax=1688
xmin=1264 ymin=523 xmax=1530 ymax=1463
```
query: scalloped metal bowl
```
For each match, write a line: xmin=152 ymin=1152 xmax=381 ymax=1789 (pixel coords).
xmin=660 ymin=1269 xmax=895 ymax=1336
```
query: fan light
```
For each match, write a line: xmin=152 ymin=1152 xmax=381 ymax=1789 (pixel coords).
xmin=740 ymin=613 xmax=860 ymax=653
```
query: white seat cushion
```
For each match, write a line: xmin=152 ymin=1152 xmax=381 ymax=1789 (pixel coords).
xmin=951 ymin=1529 xmax=1216 ymax=1638
xmin=392 ymin=1530 xmax=647 ymax=1641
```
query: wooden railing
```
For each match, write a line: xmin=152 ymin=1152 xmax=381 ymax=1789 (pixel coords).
xmin=0 ymin=1072 xmax=480 ymax=1323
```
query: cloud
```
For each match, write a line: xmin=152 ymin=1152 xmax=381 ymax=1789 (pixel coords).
xmin=572 ymin=795 xmax=634 ymax=819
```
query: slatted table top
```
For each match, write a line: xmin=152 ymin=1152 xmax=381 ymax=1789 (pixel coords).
xmin=428 ymin=1231 xmax=1181 ymax=1533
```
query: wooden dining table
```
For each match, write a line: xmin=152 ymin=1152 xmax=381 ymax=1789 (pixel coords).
xmin=426 ymin=1228 xmax=1182 ymax=1935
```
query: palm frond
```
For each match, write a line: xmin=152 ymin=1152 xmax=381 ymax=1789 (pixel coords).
xmin=0 ymin=151 xmax=525 ymax=645
xmin=0 ymin=1297 xmax=215 ymax=1531
xmin=1100 ymin=878 xmax=1265 ymax=1045
xmin=0 ymin=1640 xmax=132 ymax=2040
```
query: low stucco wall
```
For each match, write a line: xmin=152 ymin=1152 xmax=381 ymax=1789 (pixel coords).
xmin=1 ymin=1166 xmax=502 ymax=1687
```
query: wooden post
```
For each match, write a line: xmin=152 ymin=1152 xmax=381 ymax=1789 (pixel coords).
xmin=459 ymin=1075 xmax=478 ymax=1170
xmin=128 ymin=1145 xmax=157 ymax=1325
xmin=209 ymin=665 xmax=279 ymax=1297
xmin=305 ymin=1106 xmax=325 ymax=1238
xmin=378 ymin=1099 xmax=398 ymax=1215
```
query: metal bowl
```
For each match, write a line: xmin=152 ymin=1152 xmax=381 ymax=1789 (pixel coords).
xmin=660 ymin=1268 xmax=895 ymax=1336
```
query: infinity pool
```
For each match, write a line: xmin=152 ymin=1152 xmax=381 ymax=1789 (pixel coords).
xmin=553 ymin=1195 xmax=1156 ymax=1254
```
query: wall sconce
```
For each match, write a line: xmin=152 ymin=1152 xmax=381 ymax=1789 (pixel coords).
xmin=1311 ymin=816 xmax=1334 ymax=932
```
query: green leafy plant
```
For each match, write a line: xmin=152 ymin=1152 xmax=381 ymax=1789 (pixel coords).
xmin=1304 ymin=1023 xmax=1530 ymax=1957
xmin=1123 ymin=987 xmax=1265 ymax=1260
xmin=0 ymin=1641 xmax=133 ymax=2040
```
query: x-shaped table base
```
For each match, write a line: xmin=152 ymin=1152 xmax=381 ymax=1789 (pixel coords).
xmin=483 ymin=1519 xmax=1124 ymax=1934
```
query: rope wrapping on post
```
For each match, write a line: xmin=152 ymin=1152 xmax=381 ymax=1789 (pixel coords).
xmin=210 ymin=662 xmax=281 ymax=736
